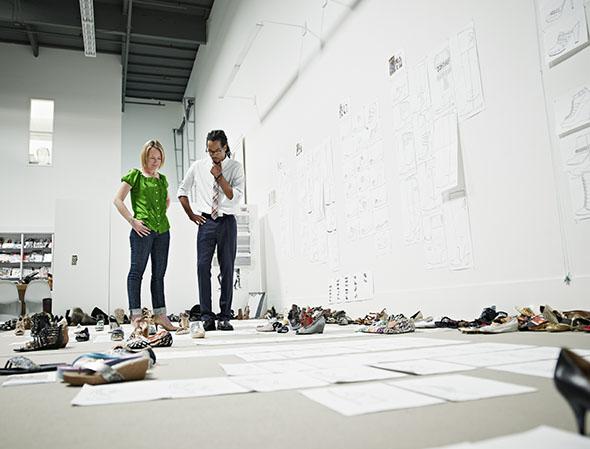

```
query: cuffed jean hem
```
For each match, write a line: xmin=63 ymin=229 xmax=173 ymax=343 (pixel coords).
xmin=130 ymin=308 xmax=142 ymax=317
xmin=153 ymin=307 xmax=167 ymax=316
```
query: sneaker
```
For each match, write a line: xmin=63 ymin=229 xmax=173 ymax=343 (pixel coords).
xmin=190 ymin=321 xmax=206 ymax=339
xmin=95 ymin=320 xmax=104 ymax=332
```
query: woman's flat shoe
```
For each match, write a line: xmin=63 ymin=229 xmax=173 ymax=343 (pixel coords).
xmin=75 ymin=327 xmax=90 ymax=342
xmin=554 ymin=348 xmax=590 ymax=434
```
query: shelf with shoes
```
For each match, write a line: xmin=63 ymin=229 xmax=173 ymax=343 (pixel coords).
xmin=0 ymin=233 xmax=53 ymax=282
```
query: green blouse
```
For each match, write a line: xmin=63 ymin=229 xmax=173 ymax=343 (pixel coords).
xmin=122 ymin=168 xmax=170 ymax=233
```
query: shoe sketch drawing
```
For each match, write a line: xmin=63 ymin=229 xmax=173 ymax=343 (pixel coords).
xmin=548 ymin=21 xmax=580 ymax=57
xmin=561 ymin=87 xmax=590 ymax=129
xmin=545 ymin=0 xmax=574 ymax=23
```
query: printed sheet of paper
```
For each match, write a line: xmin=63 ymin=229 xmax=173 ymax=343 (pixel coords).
xmin=299 ymin=382 xmax=444 ymax=416
xmin=307 ymin=366 xmax=407 ymax=383
xmin=560 ymin=128 xmax=590 ymax=221
xmin=433 ymin=346 xmax=563 ymax=367
xmin=372 ymin=359 xmax=475 ymax=375
xmin=538 ymin=0 xmax=589 ymax=67
xmin=2 ymin=371 xmax=57 ymax=387
xmin=71 ymin=377 xmax=250 ymax=406
xmin=391 ymin=374 xmax=536 ymax=402
xmin=231 ymin=372 xmax=330 ymax=392
xmin=555 ymin=84 xmax=590 ymax=137
xmin=472 ymin=425 xmax=590 ymax=449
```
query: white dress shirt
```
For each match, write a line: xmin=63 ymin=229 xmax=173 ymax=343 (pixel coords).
xmin=177 ymin=156 xmax=244 ymax=216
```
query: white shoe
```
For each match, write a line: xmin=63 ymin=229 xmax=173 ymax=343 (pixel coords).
xmin=190 ymin=321 xmax=205 ymax=339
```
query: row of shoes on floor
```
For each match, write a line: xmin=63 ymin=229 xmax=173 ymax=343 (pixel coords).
xmin=255 ymin=305 xmax=353 ymax=334
xmin=433 ymin=305 xmax=590 ymax=334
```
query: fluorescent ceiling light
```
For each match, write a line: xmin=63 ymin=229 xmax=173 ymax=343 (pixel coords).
xmin=79 ymin=0 xmax=96 ymax=57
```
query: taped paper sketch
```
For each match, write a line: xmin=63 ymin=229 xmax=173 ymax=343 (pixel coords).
xmin=416 ymin=159 xmax=442 ymax=212
xmin=451 ymin=23 xmax=485 ymax=120
xmin=392 ymin=100 xmax=412 ymax=130
xmin=400 ymin=174 xmax=422 ymax=244
xmin=389 ymin=50 xmax=410 ymax=104
xmin=539 ymin=0 xmax=589 ymax=66
xmin=410 ymin=58 xmax=431 ymax=112
xmin=555 ymin=84 xmax=590 ymax=137
xmin=443 ymin=197 xmax=474 ymax=270
xmin=562 ymin=130 xmax=590 ymax=220
xmin=429 ymin=43 xmax=455 ymax=114
xmin=423 ymin=212 xmax=448 ymax=269
xmin=396 ymin=127 xmax=417 ymax=175
xmin=432 ymin=112 xmax=459 ymax=193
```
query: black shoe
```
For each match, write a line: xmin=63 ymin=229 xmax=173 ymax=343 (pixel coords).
xmin=203 ymin=319 xmax=216 ymax=332
xmin=554 ymin=348 xmax=590 ymax=434
xmin=217 ymin=320 xmax=234 ymax=331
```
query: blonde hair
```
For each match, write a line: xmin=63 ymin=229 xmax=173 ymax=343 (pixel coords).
xmin=140 ymin=139 xmax=165 ymax=169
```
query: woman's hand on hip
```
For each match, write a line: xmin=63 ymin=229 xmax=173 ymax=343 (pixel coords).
xmin=131 ymin=219 xmax=151 ymax=237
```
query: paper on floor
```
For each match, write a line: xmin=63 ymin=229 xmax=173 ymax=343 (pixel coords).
xmin=71 ymin=377 xmax=250 ymax=406
xmin=2 ymin=371 xmax=57 ymax=387
xmin=307 ymin=365 xmax=407 ymax=383
xmin=231 ymin=372 xmax=329 ymax=392
xmin=299 ymin=382 xmax=444 ymax=416
xmin=467 ymin=426 xmax=590 ymax=449
xmin=372 ymin=359 xmax=475 ymax=375
xmin=390 ymin=374 xmax=536 ymax=402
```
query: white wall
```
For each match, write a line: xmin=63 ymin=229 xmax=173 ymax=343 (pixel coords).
xmin=0 ymin=43 xmax=121 ymax=230
xmin=121 ymin=101 xmax=183 ymax=199
xmin=184 ymin=0 xmax=590 ymax=318
xmin=0 ymin=43 xmax=122 ymax=313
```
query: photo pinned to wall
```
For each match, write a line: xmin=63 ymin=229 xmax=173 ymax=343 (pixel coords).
xmin=538 ymin=0 xmax=589 ymax=67
xmin=555 ymin=84 xmax=590 ymax=137
xmin=560 ymin=128 xmax=590 ymax=221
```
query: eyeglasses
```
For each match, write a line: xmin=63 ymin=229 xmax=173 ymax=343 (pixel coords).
xmin=207 ymin=146 xmax=224 ymax=156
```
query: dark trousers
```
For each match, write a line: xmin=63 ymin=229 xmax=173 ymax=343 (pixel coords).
xmin=197 ymin=213 xmax=237 ymax=321
xmin=127 ymin=230 xmax=170 ymax=315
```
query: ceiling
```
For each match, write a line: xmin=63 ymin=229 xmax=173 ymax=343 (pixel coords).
xmin=0 ymin=0 xmax=214 ymax=105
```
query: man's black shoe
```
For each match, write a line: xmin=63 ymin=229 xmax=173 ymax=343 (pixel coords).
xmin=217 ymin=320 xmax=234 ymax=331
xmin=203 ymin=319 xmax=216 ymax=332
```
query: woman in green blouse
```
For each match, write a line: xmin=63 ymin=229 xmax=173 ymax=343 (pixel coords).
xmin=113 ymin=139 xmax=177 ymax=331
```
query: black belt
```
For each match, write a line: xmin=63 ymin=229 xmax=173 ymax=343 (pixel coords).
xmin=201 ymin=212 xmax=233 ymax=220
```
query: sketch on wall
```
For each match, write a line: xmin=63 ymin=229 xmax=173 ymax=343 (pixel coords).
xmin=561 ymin=129 xmax=590 ymax=221
xmin=555 ymin=84 xmax=590 ymax=137
xmin=341 ymin=99 xmax=390 ymax=250
xmin=451 ymin=23 xmax=485 ymax=120
xmin=538 ymin=0 xmax=589 ymax=66
xmin=443 ymin=197 xmax=474 ymax=270
xmin=391 ymin=23 xmax=479 ymax=271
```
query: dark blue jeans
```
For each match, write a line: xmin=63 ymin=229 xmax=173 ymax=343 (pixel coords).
xmin=197 ymin=214 xmax=237 ymax=321
xmin=127 ymin=229 xmax=170 ymax=316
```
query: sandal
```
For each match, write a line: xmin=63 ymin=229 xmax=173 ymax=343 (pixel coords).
xmin=14 ymin=319 xmax=68 ymax=352
xmin=148 ymin=329 xmax=173 ymax=347
xmin=61 ymin=355 xmax=150 ymax=386
xmin=0 ymin=356 xmax=65 ymax=375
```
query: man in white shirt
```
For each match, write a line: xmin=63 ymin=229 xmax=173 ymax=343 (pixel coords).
xmin=177 ymin=130 xmax=244 ymax=331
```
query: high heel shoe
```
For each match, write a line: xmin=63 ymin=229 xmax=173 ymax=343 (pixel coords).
xmin=296 ymin=315 xmax=326 ymax=335
xmin=554 ymin=348 xmax=590 ymax=434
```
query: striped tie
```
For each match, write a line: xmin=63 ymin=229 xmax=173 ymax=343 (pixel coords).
xmin=211 ymin=180 xmax=220 ymax=219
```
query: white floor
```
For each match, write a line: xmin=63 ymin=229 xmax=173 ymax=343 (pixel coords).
xmin=0 ymin=320 xmax=588 ymax=449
